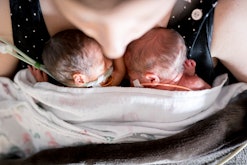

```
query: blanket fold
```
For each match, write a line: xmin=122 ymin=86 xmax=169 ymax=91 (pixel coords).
xmin=2 ymin=90 xmax=247 ymax=165
xmin=1 ymin=69 xmax=247 ymax=164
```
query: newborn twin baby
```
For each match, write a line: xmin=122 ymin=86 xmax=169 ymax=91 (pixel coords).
xmin=29 ymin=27 xmax=211 ymax=91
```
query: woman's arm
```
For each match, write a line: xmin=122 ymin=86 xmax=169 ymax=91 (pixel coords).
xmin=211 ymin=0 xmax=247 ymax=82
xmin=0 ymin=54 xmax=19 ymax=78
xmin=0 ymin=0 xmax=19 ymax=78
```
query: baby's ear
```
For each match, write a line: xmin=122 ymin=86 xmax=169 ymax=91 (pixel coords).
xmin=72 ymin=73 xmax=86 ymax=86
xmin=144 ymin=73 xmax=160 ymax=84
xmin=183 ymin=59 xmax=196 ymax=76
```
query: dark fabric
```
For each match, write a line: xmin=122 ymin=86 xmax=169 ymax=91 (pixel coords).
xmin=168 ymin=0 xmax=217 ymax=85
xmin=9 ymin=0 xmax=50 ymax=70
xmin=167 ymin=0 xmax=238 ymax=85
xmin=2 ymin=90 xmax=247 ymax=165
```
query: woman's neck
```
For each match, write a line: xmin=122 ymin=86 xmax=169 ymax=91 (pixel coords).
xmin=39 ymin=0 xmax=76 ymax=36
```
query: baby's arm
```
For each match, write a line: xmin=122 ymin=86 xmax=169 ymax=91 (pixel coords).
xmin=110 ymin=57 xmax=126 ymax=86
xmin=28 ymin=66 xmax=48 ymax=82
xmin=183 ymin=59 xmax=196 ymax=76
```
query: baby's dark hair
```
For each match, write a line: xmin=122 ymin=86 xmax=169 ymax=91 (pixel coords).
xmin=42 ymin=29 xmax=103 ymax=86
xmin=124 ymin=27 xmax=187 ymax=80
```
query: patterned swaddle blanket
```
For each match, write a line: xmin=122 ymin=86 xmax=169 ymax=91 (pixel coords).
xmin=1 ymin=69 xmax=246 ymax=159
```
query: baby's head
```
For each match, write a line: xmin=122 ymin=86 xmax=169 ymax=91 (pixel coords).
xmin=124 ymin=27 xmax=211 ymax=91
xmin=124 ymin=27 xmax=186 ymax=86
xmin=42 ymin=29 xmax=113 ymax=87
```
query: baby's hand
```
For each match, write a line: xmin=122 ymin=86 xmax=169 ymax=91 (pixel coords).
xmin=28 ymin=66 xmax=48 ymax=82
xmin=183 ymin=59 xmax=196 ymax=76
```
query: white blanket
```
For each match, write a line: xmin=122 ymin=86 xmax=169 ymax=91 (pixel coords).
xmin=1 ymin=69 xmax=247 ymax=158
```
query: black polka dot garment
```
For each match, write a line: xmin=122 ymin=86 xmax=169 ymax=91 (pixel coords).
xmin=10 ymin=0 xmax=50 ymax=70
xmin=168 ymin=0 xmax=218 ymax=84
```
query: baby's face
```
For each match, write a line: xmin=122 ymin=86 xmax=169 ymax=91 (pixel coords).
xmin=129 ymin=72 xmax=211 ymax=91
xmin=151 ymin=73 xmax=211 ymax=91
xmin=176 ymin=74 xmax=211 ymax=91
